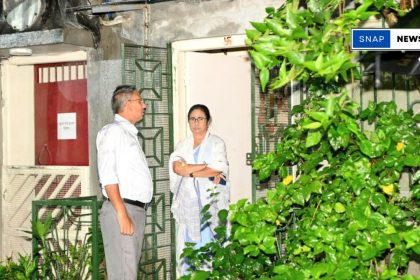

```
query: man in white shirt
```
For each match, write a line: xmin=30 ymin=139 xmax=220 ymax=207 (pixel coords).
xmin=97 ymin=85 xmax=153 ymax=280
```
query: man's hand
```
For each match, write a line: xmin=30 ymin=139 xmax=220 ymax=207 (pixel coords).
xmin=117 ymin=211 xmax=134 ymax=235
xmin=105 ymin=184 xmax=135 ymax=235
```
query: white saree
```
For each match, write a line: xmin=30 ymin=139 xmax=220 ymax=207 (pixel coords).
xmin=169 ymin=131 xmax=230 ymax=275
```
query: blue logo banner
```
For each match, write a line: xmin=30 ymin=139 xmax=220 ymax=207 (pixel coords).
xmin=352 ymin=30 xmax=390 ymax=49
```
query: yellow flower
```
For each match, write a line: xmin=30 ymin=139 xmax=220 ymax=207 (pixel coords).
xmin=275 ymin=220 xmax=281 ymax=226
xmin=396 ymin=142 xmax=405 ymax=152
xmin=381 ymin=184 xmax=394 ymax=196
xmin=282 ymin=175 xmax=293 ymax=186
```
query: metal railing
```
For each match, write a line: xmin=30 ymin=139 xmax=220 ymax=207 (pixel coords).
xmin=32 ymin=196 xmax=102 ymax=279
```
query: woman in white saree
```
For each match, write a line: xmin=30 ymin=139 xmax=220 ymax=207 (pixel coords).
xmin=169 ymin=104 xmax=230 ymax=276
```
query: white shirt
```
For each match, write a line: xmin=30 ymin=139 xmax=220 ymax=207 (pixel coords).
xmin=97 ymin=114 xmax=153 ymax=203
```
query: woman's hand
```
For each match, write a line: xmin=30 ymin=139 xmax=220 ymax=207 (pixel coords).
xmin=173 ymin=160 xmax=188 ymax=176
xmin=173 ymin=160 xmax=210 ymax=177
xmin=212 ymin=173 xmax=226 ymax=184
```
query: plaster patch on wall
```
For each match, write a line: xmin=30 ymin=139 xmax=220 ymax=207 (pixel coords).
xmin=120 ymin=11 xmax=145 ymax=45
xmin=207 ymin=21 xmax=241 ymax=37
xmin=150 ymin=0 xmax=282 ymax=46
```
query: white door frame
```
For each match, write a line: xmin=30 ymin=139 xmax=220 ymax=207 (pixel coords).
xmin=171 ymin=35 xmax=247 ymax=144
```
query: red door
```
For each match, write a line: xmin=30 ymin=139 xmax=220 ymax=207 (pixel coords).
xmin=34 ymin=62 xmax=89 ymax=166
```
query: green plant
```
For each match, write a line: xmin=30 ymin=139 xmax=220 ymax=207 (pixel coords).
xmin=32 ymin=213 xmax=95 ymax=279
xmin=252 ymin=96 xmax=419 ymax=279
xmin=247 ymin=0 xmax=402 ymax=92
xmin=0 ymin=255 xmax=37 ymax=280
xmin=0 ymin=204 xmax=106 ymax=280
xmin=179 ymin=0 xmax=419 ymax=279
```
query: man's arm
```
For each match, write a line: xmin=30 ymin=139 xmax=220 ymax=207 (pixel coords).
xmin=105 ymin=184 xmax=134 ymax=235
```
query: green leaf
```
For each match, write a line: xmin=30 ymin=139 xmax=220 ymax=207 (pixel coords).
xmin=334 ymin=202 xmax=346 ymax=213
xmin=315 ymin=53 xmax=324 ymax=71
xmin=250 ymin=50 xmax=271 ymax=69
xmin=302 ymin=180 xmax=322 ymax=201
xmin=326 ymin=95 xmax=336 ymax=116
xmin=265 ymin=7 xmax=275 ymax=14
xmin=285 ymin=4 xmax=300 ymax=29
xmin=309 ymin=262 xmax=334 ymax=278
xmin=218 ymin=209 xmax=228 ymax=222
xmin=334 ymin=267 xmax=354 ymax=280
xmin=244 ymin=244 xmax=259 ymax=256
xmin=201 ymin=204 xmax=210 ymax=215
xmin=403 ymin=229 xmax=420 ymax=250
xmin=302 ymin=121 xmax=322 ymax=129
xmin=359 ymin=140 xmax=376 ymax=157
xmin=411 ymin=184 xmax=420 ymax=199
xmin=254 ymin=43 xmax=278 ymax=56
xmin=370 ymin=192 xmax=386 ymax=208
xmin=260 ymin=67 xmax=269 ymax=92
xmin=260 ymin=236 xmax=277 ymax=254
xmin=246 ymin=29 xmax=261 ymax=41
xmin=273 ymin=265 xmax=305 ymax=280
xmin=306 ymin=131 xmax=322 ymax=148
xmin=250 ymin=21 xmax=268 ymax=33
xmin=265 ymin=18 xmax=289 ymax=37
xmin=308 ymin=111 xmax=328 ymax=122
xmin=327 ymin=126 xmax=340 ymax=150
xmin=404 ymin=154 xmax=419 ymax=167
xmin=360 ymin=245 xmax=378 ymax=261
xmin=189 ymin=271 xmax=210 ymax=280
xmin=384 ymin=224 xmax=396 ymax=235
xmin=291 ymin=26 xmax=309 ymax=39
xmin=281 ymin=50 xmax=304 ymax=65
xmin=291 ymin=192 xmax=305 ymax=206
xmin=279 ymin=166 xmax=288 ymax=178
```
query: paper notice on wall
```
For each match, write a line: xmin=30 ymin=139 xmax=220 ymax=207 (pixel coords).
xmin=57 ymin=112 xmax=77 ymax=140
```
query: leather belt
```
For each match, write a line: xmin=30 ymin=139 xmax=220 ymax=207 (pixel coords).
xmin=107 ymin=198 xmax=149 ymax=210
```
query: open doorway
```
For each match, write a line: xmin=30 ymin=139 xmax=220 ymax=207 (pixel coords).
xmin=172 ymin=36 xmax=253 ymax=203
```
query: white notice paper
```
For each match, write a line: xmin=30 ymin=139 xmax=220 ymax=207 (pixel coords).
xmin=57 ymin=112 xmax=77 ymax=140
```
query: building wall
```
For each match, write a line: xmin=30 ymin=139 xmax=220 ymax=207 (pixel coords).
xmin=88 ymin=0 xmax=284 ymax=193
xmin=149 ymin=0 xmax=281 ymax=47
xmin=87 ymin=55 xmax=122 ymax=196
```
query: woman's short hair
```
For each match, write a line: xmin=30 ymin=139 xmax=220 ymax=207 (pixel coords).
xmin=188 ymin=104 xmax=211 ymax=124
xmin=111 ymin=85 xmax=137 ymax=114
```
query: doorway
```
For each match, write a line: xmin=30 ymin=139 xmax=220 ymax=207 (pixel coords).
xmin=0 ymin=51 xmax=91 ymax=259
xmin=172 ymin=35 xmax=253 ymax=203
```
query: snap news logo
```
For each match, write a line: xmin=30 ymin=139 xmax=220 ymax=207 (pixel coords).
xmin=351 ymin=29 xmax=420 ymax=50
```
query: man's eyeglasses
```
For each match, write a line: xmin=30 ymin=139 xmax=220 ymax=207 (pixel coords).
xmin=129 ymin=98 xmax=145 ymax=104
xmin=189 ymin=117 xmax=207 ymax=123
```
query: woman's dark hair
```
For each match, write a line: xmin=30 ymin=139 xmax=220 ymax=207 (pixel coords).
xmin=111 ymin=85 xmax=137 ymax=114
xmin=188 ymin=104 xmax=211 ymax=123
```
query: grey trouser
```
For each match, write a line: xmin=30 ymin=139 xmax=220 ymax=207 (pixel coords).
xmin=99 ymin=200 xmax=146 ymax=280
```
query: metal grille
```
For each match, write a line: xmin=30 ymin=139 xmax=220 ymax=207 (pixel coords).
xmin=356 ymin=71 xmax=420 ymax=196
xmin=2 ymin=166 xmax=89 ymax=260
xmin=251 ymin=67 xmax=420 ymax=201
xmin=123 ymin=45 xmax=175 ymax=279
xmin=252 ymin=68 xmax=291 ymax=201
xmin=32 ymin=197 xmax=101 ymax=280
